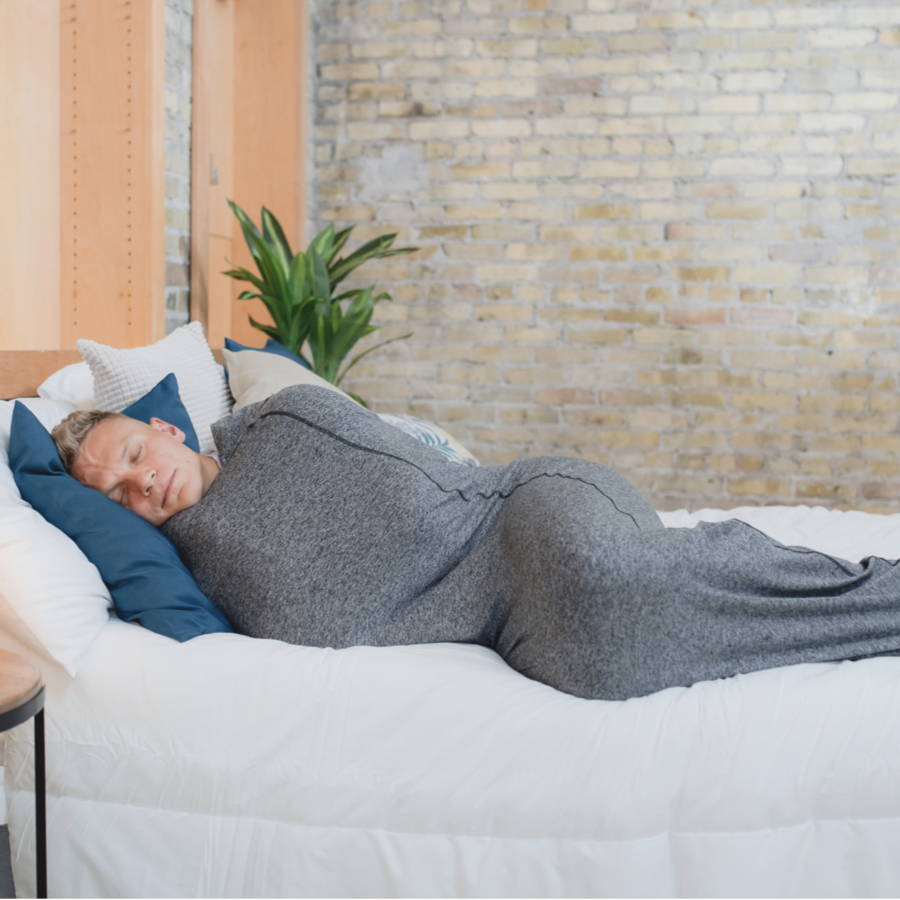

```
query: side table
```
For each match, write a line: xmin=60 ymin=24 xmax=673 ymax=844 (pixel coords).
xmin=0 ymin=651 xmax=46 ymax=899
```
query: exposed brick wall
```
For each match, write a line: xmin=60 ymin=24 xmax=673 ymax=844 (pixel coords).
xmin=311 ymin=0 xmax=900 ymax=512
xmin=164 ymin=0 xmax=192 ymax=334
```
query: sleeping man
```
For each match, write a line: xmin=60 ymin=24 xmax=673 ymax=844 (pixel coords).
xmin=53 ymin=385 xmax=900 ymax=701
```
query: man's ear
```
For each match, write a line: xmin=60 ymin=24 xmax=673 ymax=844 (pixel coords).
xmin=149 ymin=417 xmax=186 ymax=444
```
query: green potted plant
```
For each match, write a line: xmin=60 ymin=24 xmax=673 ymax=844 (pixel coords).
xmin=224 ymin=200 xmax=417 ymax=405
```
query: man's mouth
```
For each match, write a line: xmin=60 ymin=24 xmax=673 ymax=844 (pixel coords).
xmin=162 ymin=470 xmax=176 ymax=507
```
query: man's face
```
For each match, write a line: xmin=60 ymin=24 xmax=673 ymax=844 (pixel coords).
xmin=71 ymin=416 xmax=213 ymax=526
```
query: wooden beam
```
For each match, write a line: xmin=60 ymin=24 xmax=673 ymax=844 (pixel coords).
xmin=191 ymin=0 xmax=308 ymax=349
xmin=190 ymin=0 xmax=235 ymax=350
xmin=60 ymin=0 xmax=166 ymax=348
xmin=231 ymin=0 xmax=308 ymax=344
xmin=0 ymin=0 xmax=61 ymax=350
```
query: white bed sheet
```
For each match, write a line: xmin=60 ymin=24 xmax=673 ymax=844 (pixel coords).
xmin=4 ymin=504 xmax=900 ymax=897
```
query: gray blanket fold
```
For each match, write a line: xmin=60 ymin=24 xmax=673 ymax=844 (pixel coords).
xmin=162 ymin=386 xmax=900 ymax=700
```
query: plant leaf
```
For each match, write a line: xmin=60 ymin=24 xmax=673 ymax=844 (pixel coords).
xmin=329 ymin=286 xmax=374 ymax=368
xmin=252 ymin=239 xmax=291 ymax=332
xmin=230 ymin=205 xmax=416 ymax=385
xmin=336 ymin=332 xmax=412 ymax=384
xmin=330 ymin=242 xmax=418 ymax=288
xmin=328 ymin=234 xmax=396 ymax=287
xmin=310 ymin=248 xmax=331 ymax=301
xmin=227 ymin=200 xmax=293 ymax=334
xmin=309 ymin=223 xmax=336 ymax=262
xmin=261 ymin=207 xmax=294 ymax=270
xmin=247 ymin=314 xmax=282 ymax=341
xmin=307 ymin=298 xmax=334 ymax=377
xmin=327 ymin=226 xmax=354 ymax=265
xmin=227 ymin=199 xmax=262 ymax=241
xmin=223 ymin=267 xmax=266 ymax=291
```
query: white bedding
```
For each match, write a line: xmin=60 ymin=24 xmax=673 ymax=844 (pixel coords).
xmin=4 ymin=504 xmax=900 ymax=897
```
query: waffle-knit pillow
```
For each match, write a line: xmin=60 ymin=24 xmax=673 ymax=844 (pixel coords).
xmin=78 ymin=322 xmax=231 ymax=455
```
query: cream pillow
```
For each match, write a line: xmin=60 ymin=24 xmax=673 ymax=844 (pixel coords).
xmin=223 ymin=348 xmax=480 ymax=465
xmin=223 ymin=347 xmax=352 ymax=410
xmin=78 ymin=322 xmax=232 ymax=454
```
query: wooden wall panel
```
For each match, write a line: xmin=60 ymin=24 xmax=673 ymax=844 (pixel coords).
xmin=2 ymin=0 xmax=306 ymax=364
xmin=0 ymin=0 xmax=61 ymax=350
xmin=192 ymin=0 xmax=308 ymax=349
xmin=191 ymin=0 xmax=235 ymax=350
xmin=60 ymin=0 xmax=166 ymax=349
xmin=231 ymin=0 xmax=308 ymax=346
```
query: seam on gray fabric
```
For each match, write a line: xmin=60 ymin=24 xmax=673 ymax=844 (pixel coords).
xmin=259 ymin=409 xmax=643 ymax=528
xmin=726 ymin=517 xmax=862 ymax=577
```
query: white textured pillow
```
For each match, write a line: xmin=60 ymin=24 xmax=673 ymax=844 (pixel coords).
xmin=0 ymin=398 xmax=112 ymax=675
xmin=37 ymin=361 xmax=96 ymax=409
xmin=78 ymin=322 xmax=232 ymax=454
xmin=223 ymin=347 xmax=352 ymax=410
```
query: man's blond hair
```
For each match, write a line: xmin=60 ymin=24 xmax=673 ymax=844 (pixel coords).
xmin=51 ymin=410 xmax=124 ymax=472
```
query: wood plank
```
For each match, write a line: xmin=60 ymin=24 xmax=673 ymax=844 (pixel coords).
xmin=60 ymin=0 xmax=166 ymax=349
xmin=191 ymin=0 xmax=308 ymax=351
xmin=231 ymin=0 xmax=308 ymax=347
xmin=0 ymin=0 xmax=61 ymax=350
xmin=0 ymin=350 xmax=82 ymax=399
xmin=191 ymin=0 xmax=235 ymax=350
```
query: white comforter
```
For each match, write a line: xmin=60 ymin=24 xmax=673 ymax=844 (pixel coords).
xmin=5 ymin=504 xmax=900 ymax=897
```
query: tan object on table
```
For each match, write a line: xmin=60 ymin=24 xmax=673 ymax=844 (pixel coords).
xmin=0 ymin=650 xmax=43 ymax=714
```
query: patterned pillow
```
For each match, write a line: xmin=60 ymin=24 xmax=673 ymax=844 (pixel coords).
xmin=77 ymin=322 xmax=232 ymax=455
xmin=222 ymin=346 xmax=478 ymax=465
xmin=378 ymin=413 xmax=479 ymax=466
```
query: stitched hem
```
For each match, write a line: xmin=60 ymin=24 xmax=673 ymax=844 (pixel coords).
xmin=259 ymin=409 xmax=643 ymax=528
xmin=723 ymin=517 xmax=868 ymax=577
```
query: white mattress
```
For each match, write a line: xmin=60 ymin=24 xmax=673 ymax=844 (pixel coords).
xmin=4 ymin=504 xmax=900 ymax=897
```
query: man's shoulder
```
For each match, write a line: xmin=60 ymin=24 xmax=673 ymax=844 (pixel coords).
xmin=263 ymin=383 xmax=369 ymax=420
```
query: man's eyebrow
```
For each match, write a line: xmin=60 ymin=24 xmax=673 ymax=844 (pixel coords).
xmin=102 ymin=438 xmax=132 ymax=497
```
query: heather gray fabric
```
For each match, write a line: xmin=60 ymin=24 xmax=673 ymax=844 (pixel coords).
xmin=162 ymin=386 xmax=900 ymax=700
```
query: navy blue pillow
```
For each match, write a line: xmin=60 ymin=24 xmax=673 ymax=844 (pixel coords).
xmin=8 ymin=403 xmax=233 ymax=641
xmin=123 ymin=372 xmax=199 ymax=451
xmin=224 ymin=336 xmax=310 ymax=369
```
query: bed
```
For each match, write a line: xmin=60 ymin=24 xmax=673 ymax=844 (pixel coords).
xmin=2 ymin=336 xmax=900 ymax=898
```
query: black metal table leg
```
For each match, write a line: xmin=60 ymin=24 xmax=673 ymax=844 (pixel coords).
xmin=34 ymin=710 xmax=46 ymax=899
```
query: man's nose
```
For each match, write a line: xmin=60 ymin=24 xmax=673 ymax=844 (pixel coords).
xmin=137 ymin=467 xmax=157 ymax=497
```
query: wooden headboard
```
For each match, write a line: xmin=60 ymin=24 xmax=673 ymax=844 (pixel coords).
xmin=0 ymin=348 xmax=227 ymax=400
xmin=0 ymin=350 xmax=82 ymax=400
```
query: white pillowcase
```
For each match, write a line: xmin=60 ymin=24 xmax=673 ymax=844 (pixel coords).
xmin=36 ymin=361 xmax=96 ymax=409
xmin=78 ymin=321 xmax=232 ymax=454
xmin=0 ymin=398 xmax=112 ymax=676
